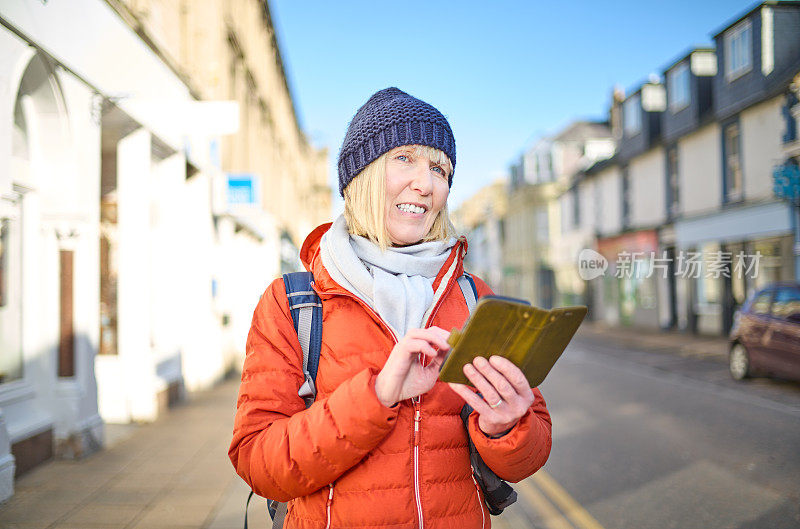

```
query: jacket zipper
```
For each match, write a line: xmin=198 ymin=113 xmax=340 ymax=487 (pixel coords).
xmin=470 ymin=467 xmax=486 ymax=529
xmin=413 ymin=396 xmax=424 ymax=529
xmin=324 ymin=484 xmax=334 ymax=529
xmin=422 ymin=262 xmax=462 ymax=329
xmin=321 ymin=289 xmax=419 ymax=527
xmin=318 ymin=264 xmax=465 ymax=529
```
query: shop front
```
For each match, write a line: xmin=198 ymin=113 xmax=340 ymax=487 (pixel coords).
xmin=675 ymin=201 xmax=796 ymax=336
xmin=596 ymin=229 xmax=661 ymax=329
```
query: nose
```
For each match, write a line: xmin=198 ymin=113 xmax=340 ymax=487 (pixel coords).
xmin=409 ymin=160 xmax=433 ymax=195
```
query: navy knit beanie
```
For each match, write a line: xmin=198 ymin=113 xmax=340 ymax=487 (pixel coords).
xmin=337 ymin=87 xmax=456 ymax=196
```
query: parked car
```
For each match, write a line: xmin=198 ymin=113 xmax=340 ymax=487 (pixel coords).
xmin=729 ymin=282 xmax=800 ymax=382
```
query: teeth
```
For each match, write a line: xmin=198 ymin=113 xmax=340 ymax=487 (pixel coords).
xmin=397 ymin=203 xmax=425 ymax=214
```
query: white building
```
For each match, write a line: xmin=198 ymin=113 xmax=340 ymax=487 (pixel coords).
xmin=549 ymin=122 xmax=615 ymax=307
xmin=0 ymin=41 xmax=105 ymax=498
xmin=453 ymin=180 xmax=508 ymax=291
xmin=0 ymin=0 xmax=290 ymax=500
xmin=505 ymin=121 xmax=613 ymax=308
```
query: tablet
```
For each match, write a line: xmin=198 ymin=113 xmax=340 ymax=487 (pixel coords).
xmin=438 ymin=296 xmax=587 ymax=388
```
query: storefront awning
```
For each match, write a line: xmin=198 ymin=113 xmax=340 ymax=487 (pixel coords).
xmin=675 ymin=200 xmax=793 ymax=247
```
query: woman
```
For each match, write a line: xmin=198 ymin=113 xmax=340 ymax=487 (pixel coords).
xmin=229 ymin=87 xmax=552 ymax=529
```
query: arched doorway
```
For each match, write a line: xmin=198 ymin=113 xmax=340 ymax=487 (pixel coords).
xmin=0 ymin=52 xmax=74 ymax=484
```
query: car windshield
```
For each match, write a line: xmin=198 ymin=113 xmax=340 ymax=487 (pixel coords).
xmin=771 ymin=287 xmax=800 ymax=321
xmin=749 ymin=290 xmax=772 ymax=315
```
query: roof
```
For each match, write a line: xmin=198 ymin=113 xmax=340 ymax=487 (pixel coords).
xmin=712 ymin=1 xmax=800 ymax=39
xmin=260 ymin=1 xmax=305 ymax=138
xmin=553 ymin=120 xmax=611 ymax=142
xmin=584 ymin=155 xmax=619 ymax=176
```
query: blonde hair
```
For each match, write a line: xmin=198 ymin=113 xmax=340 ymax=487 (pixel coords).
xmin=343 ymin=145 xmax=457 ymax=250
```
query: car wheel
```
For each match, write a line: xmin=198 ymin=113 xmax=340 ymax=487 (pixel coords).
xmin=729 ymin=343 xmax=750 ymax=380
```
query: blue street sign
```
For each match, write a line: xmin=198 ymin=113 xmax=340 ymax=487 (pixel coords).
xmin=227 ymin=174 xmax=258 ymax=205
xmin=773 ymin=164 xmax=800 ymax=202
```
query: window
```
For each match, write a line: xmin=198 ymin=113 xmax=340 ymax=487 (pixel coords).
xmin=668 ymin=63 xmax=690 ymax=112
xmin=572 ymin=189 xmax=580 ymax=228
xmin=724 ymin=122 xmax=743 ymax=202
xmin=771 ymin=288 xmax=800 ymax=321
xmin=621 ymin=168 xmax=631 ymax=227
xmin=725 ymin=19 xmax=752 ymax=80
xmin=0 ymin=219 xmax=6 ymax=308
xmin=623 ymin=94 xmax=641 ymax=136
xmin=697 ymin=243 xmax=721 ymax=305
xmin=783 ymin=93 xmax=798 ymax=143
xmin=59 ymin=250 xmax=75 ymax=377
xmin=0 ymin=216 xmax=23 ymax=384
xmin=594 ymin=183 xmax=603 ymax=227
xmin=536 ymin=207 xmax=549 ymax=243
xmin=749 ymin=290 xmax=772 ymax=315
xmin=666 ymin=146 xmax=679 ymax=219
xmin=540 ymin=152 xmax=553 ymax=182
xmin=510 ymin=161 xmax=523 ymax=188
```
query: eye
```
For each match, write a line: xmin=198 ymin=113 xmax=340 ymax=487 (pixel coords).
xmin=431 ymin=164 xmax=446 ymax=176
xmin=395 ymin=154 xmax=411 ymax=162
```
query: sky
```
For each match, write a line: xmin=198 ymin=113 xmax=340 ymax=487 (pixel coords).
xmin=268 ymin=0 xmax=759 ymax=212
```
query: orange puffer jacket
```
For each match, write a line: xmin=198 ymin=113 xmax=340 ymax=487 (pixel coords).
xmin=229 ymin=223 xmax=552 ymax=529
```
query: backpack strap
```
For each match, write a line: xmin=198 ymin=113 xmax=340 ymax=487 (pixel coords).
xmin=248 ymin=272 xmax=323 ymax=529
xmin=460 ymin=403 xmax=518 ymax=514
xmin=282 ymin=271 xmax=323 ymax=407
xmin=457 ymin=273 xmax=478 ymax=313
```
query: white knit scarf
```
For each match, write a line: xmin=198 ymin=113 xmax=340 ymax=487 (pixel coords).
xmin=319 ymin=215 xmax=455 ymax=338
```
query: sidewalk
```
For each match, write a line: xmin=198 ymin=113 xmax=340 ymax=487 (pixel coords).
xmin=0 ymin=375 xmax=270 ymax=529
xmin=576 ymin=321 xmax=730 ymax=361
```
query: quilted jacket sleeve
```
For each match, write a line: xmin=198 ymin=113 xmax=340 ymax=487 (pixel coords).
xmin=465 ymin=275 xmax=553 ymax=483
xmin=228 ymin=278 xmax=400 ymax=501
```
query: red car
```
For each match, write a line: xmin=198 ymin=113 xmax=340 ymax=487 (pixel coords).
xmin=729 ymin=282 xmax=800 ymax=381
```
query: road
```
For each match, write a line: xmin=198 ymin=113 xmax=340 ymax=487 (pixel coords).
xmin=491 ymin=336 xmax=800 ymax=529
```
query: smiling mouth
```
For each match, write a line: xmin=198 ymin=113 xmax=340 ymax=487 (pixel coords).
xmin=396 ymin=203 xmax=427 ymax=214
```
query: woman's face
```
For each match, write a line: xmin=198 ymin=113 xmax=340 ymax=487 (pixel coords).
xmin=384 ymin=145 xmax=450 ymax=246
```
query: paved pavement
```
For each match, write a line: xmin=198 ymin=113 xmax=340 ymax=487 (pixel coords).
xmin=0 ymin=324 xmax=731 ymax=528
xmin=0 ymin=375 xmax=270 ymax=529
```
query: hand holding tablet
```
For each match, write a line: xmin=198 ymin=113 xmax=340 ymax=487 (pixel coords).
xmin=438 ymin=296 xmax=587 ymax=388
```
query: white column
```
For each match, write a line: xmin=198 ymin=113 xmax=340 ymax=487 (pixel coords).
xmin=97 ymin=127 xmax=160 ymax=423
xmin=118 ymin=127 xmax=160 ymax=421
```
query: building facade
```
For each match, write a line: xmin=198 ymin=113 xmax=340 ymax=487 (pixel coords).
xmin=574 ymin=2 xmax=800 ymax=334
xmin=673 ymin=2 xmax=800 ymax=335
xmin=453 ymin=180 xmax=508 ymax=292
xmin=486 ymin=1 xmax=800 ymax=335
xmin=505 ymin=122 xmax=613 ymax=308
xmin=0 ymin=0 xmax=328 ymax=500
